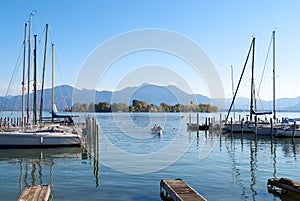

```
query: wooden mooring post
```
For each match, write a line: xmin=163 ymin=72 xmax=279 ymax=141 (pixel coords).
xmin=241 ymin=118 xmax=244 ymax=137
xmin=230 ymin=117 xmax=233 ymax=129
xmin=255 ymin=116 xmax=258 ymax=138
xmin=219 ymin=113 xmax=222 ymax=133
xmin=270 ymin=118 xmax=273 ymax=138
xmin=293 ymin=122 xmax=296 ymax=138
xmin=85 ymin=116 xmax=100 ymax=186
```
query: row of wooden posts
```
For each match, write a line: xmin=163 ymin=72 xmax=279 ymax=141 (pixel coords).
xmin=85 ymin=116 xmax=100 ymax=187
xmin=0 ymin=117 xmax=26 ymax=127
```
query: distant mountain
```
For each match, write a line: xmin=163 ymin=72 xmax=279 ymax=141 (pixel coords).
xmin=1 ymin=83 xmax=300 ymax=111
xmin=0 ymin=85 xmax=77 ymax=111
xmin=73 ymin=83 xmax=211 ymax=106
xmin=108 ymin=84 xmax=211 ymax=105
xmin=225 ymin=96 xmax=300 ymax=112
xmin=276 ymin=97 xmax=300 ymax=111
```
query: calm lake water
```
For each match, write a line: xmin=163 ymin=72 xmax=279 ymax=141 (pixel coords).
xmin=1 ymin=112 xmax=300 ymax=201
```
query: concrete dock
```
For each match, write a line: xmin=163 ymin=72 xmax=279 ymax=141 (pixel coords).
xmin=160 ymin=178 xmax=206 ymax=201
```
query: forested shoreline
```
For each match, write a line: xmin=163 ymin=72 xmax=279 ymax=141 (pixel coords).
xmin=68 ymin=99 xmax=219 ymax=113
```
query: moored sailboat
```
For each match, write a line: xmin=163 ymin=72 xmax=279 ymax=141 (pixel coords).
xmin=0 ymin=13 xmax=84 ymax=147
xmin=224 ymin=32 xmax=280 ymax=135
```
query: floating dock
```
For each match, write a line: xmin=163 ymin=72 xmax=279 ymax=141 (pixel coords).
xmin=18 ymin=185 xmax=50 ymax=201
xmin=160 ymin=179 xmax=206 ymax=201
xmin=268 ymin=178 xmax=300 ymax=194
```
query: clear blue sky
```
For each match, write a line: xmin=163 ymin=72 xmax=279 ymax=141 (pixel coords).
xmin=0 ymin=1 xmax=299 ymax=101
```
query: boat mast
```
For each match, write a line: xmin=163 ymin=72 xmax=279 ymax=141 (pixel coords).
xmin=39 ymin=24 xmax=48 ymax=123
xmin=272 ymin=31 xmax=276 ymax=120
xmin=51 ymin=43 xmax=54 ymax=123
xmin=27 ymin=11 xmax=34 ymax=125
xmin=231 ymin=65 xmax=235 ymax=121
xmin=22 ymin=23 xmax=27 ymax=128
xmin=33 ymin=35 xmax=37 ymax=125
xmin=225 ymin=39 xmax=254 ymax=122
xmin=250 ymin=37 xmax=255 ymax=121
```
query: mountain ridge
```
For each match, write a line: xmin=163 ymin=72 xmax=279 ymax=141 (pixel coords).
xmin=0 ymin=83 xmax=300 ymax=111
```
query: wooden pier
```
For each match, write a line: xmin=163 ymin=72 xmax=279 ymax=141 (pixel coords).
xmin=160 ymin=179 xmax=206 ymax=201
xmin=268 ymin=178 xmax=300 ymax=194
xmin=18 ymin=185 xmax=50 ymax=201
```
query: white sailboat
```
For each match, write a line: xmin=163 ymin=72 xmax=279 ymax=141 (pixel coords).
xmin=273 ymin=118 xmax=300 ymax=137
xmin=275 ymin=127 xmax=300 ymax=138
xmin=250 ymin=31 xmax=277 ymax=135
xmin=224 ymin=32 xmax=280 ymax=135
xmin=224 ymin=37 xmax=271 ymax=133
xmin=0 ymin=128 xmax=82 ymax=148
xmin=0 ymin=13 xmax=83 ymax=147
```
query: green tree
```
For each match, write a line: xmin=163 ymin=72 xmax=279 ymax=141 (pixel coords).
xmin=111 ymin=103 xmax=129 ymax=112
xmin=129 ymin=105 xmax=135 ymax=112
xmin=95 ymin=102 xmax=111 ymax=112
xmin=132 ymin=99 xmax=148 ymax=112
xmin=72 ymin=103 xmax=82 ymax=112
xmin=160 ymin=103 xmax=169 ymax=112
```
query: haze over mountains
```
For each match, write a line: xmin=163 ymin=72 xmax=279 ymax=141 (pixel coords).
xmin=0 ymin=83 xmax=300 ymax=111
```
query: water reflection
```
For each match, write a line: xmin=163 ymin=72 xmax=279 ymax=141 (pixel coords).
xmin=224 ymin=132 xmax=247 ymax=200
xmin=85 ymin=117 xmax=100 ymax=187
xmin=221 ymin=132 xmax=300 ymax=201
xmin=0 ymin=147 xmax=84 ymax=200
xmin=249 ymin=140 xmax=257 ymax=200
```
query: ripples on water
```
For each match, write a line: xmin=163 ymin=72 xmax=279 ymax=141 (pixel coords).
xmin=0 ymin=112 xmax=300 ymax=200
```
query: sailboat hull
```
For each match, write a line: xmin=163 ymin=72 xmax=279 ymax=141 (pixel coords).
xmin=223 ymin=122 xmax=254 ymax=133
xmin=275 ymin=128 xmax=300 ymax=138
xmin=0 ymin=132 xmax=82 ymax=148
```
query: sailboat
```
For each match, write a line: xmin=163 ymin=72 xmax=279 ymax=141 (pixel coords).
xmin=274 ymin=117 xmax=300 ymax=137
xmin=0 ymin=13 xmax=83 ymax=147
xmin=223 ymin=37 xmax=260 ymax=133
xmin=224 ymin=33 xmax=275 ymax=134
xmin=249 ymin=31 xmax=277 ymax=135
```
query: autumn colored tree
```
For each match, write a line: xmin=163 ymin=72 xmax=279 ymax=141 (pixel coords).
xmin=71 ymin=101 xmax=218 ymax=113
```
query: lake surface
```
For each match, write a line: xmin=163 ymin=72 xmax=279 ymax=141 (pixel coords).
xmin=0 ymin=112 xmax=300 ymax=200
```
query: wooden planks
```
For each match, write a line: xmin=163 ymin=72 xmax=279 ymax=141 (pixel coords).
xmin=160 ymin=179 xmax=206 ymax=201
xmin=18 ymin=185 xmax=50 ymax=201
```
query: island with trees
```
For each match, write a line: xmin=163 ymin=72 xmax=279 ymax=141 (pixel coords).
xmin=68 ymin=99 xmax=218 ymax=113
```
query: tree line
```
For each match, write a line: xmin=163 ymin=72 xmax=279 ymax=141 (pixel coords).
xmin=68 ymin=99 xmax=218 ymax=113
